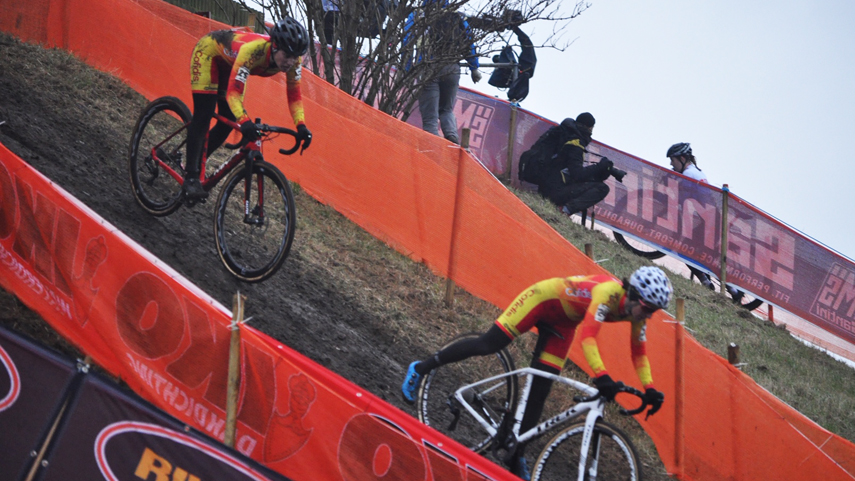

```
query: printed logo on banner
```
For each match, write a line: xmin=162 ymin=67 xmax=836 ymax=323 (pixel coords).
xmin=95 ymin=421 xmax=276 ymax=481
xmin=811 ymin=263 xmax=855 ymax=335
xmin=338 ymin=412 xmax=499 ymax=481
xmin=0 ymin=161 xmax=109 ymax=325
xmin=0 ymin=343 xmax=21 ymax=411
xmin=264 ymin=373 xmax=316 ymax=462
xmin=455 ymin=99 xmax=494 ymax=150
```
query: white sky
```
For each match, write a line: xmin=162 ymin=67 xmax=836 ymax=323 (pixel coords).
xmin=460 ymin=0 xmax=855 ymax=260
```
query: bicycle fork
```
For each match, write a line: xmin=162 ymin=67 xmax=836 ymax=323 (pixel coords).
xmin=243 ymin=151 xmax=264 ymax=226
xmin=577 ymin=408 xmax=604 ymax=481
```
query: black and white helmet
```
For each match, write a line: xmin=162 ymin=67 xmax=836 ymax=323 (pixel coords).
xmin=629 ymin=266 xmax=672 ymax=310
xmin=666 ymin=142 xmax=692 ymax=158
xmin=269 ymin=17 xmax=309 ymax=57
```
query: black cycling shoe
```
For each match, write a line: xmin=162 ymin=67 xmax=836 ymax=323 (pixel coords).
xmin=183 ymin=177 xmax=208 ymax=202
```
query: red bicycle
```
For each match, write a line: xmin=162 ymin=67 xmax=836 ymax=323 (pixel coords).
xmin=128 ymin=96 xmax=302 ymax=283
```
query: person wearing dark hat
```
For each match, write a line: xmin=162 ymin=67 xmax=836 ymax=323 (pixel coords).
xmin=537 ymin=112 xmax=615 ymax=216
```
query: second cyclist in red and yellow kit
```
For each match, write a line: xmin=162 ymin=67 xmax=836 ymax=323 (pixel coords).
xmin=183 ymin=16 xmax=313 ymax=201
xmin=402 ymin=266 xmax=673 ymax=480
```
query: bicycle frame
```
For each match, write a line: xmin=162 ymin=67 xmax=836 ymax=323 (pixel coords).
xmin=147 ymin=112 xmax=256 ymax=190
xmin=453 ymin=367 xmax=607 ymax=481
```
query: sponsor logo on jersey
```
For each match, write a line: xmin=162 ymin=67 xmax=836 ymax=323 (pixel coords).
xmin=565 ymin=287 xmax=592 ymax=300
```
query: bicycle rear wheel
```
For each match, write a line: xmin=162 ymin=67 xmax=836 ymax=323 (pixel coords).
xmin=214 ymin=161 xmax=296 ymax=282
xmin=717 ymin=280 xmax=764 ymax=311
xmin=128 ymin=96 xmax=190 ymax=216
xmin=417 ymin=332 xmax=517 ymax=454
xmin=533 ymin=419 xmax=641 ymax=481
xmin=613 ymin=232 xmax=666 ymax=260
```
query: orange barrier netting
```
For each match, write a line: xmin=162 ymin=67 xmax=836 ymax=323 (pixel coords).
xmin=2 ymin=0 xmax=855 ymax=479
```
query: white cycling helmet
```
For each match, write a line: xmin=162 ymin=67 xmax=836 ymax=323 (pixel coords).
xmin=629 ymin=266 xmax=673 ymax=310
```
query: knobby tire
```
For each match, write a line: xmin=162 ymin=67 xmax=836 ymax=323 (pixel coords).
xmin=128 ymin=96 xmax=190 ymax=216
xmin=613 ymin=232 xmax=666 ymax=260
xmin=416 ymin=332 xmax=517 ymax=454
xmin=214 ymin=161 xmax=296 ymax=283
xmin=533 ymin=419 xmax=642 ymax=481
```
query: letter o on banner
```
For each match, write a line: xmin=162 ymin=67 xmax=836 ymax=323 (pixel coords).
xmin=116 ymin=272 xmax=184 ymax=359
xmin=339 ymin=414 xmax=426 ymax=481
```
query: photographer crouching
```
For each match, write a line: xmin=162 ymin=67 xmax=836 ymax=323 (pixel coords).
xmin=535 ymin=112 xmax=626 ymax=216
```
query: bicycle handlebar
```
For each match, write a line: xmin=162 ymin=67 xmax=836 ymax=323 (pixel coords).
xmin=573 ymin=383 xmax=649 ymax=417
xmin=222 ymin=121 xmax=302 ymax=155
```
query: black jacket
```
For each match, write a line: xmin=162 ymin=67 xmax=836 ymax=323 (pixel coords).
xmin=539 ymin=119 xmax=610 ymax=194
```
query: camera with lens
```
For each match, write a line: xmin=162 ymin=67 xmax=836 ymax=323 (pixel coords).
xmin=600 ymin=157 xmax=627 ymax=183
xmin=610 ymin=166 xmax=627 ymax=183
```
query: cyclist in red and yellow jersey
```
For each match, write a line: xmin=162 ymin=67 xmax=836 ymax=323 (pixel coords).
xmin=183 ymin=16 xmax=313 ymax=200
xmin=402 ymin=266 xmax=672 ymax=480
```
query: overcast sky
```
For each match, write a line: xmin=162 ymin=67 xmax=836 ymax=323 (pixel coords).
xmin=460 ymin=1 xmax=855 ymax=260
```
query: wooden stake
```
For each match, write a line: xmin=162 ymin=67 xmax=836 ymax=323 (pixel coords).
xmin=584 ymin=243 xmax=593 ymax=259
xmin=719 ymin=184 xmax=730 ymax=296
xmin=674 ymin=298 xmax=685 ymax=476
xmin=506 ymin=104 xmax=518 ymax=184
xmin=727 ymin=343 xmax=740 ymax=366
xmin=224 ymin=292 xmax=246 ymax=448
xmin=445 ymin=129 xmax=471 ymax=307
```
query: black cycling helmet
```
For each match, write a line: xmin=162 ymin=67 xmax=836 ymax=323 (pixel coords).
xmin=666 ymin=142 xmax=692 ymax=158
xmin=269 ymin=17 xmax=309 ymax=57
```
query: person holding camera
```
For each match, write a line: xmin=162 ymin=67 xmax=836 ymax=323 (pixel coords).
xmin=538 ymin=112 xmax=621 ymax=216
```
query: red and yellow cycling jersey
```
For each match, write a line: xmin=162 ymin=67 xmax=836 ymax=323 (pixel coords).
xmin=495 ymin=275 xmax=653 ymax=388
xmin=190 ymin=29 xmax=305 ymax=126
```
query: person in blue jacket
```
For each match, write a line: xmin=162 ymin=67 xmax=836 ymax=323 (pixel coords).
xmin=403 ymin=0 xmax=482 ymax=144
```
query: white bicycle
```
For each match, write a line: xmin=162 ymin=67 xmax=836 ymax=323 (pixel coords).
xmin=416 ymin=332 xmax=652 ymax=481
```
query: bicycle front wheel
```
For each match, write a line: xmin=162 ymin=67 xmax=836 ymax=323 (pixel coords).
xmin=128 ymin=96 xmax=190 ymax=216
xmin=417 ymin=332 xmax=517 ymax=454
xmin=613 ymin=232 xmax=665 ymax=260
xmin=214 ymin=161 xmax=296 ymax=282
xmin=533 ymin=419 xmax=642 ymax=481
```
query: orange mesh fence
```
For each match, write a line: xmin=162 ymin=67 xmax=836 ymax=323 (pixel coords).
xmin=2 ymin=0 xmax=855 ymax=479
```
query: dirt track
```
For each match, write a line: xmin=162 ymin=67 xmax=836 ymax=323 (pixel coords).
xmin=0 ymin=32 xmax=431 ymax=409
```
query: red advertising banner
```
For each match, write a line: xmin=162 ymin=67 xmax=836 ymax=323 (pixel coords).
xmin=583 ymin=143 xmax=855 ymax=346
xmin=413 ymin=87 xmax=855 ymax=348
xmin=0 ymin=141 xmax=515 ymax=481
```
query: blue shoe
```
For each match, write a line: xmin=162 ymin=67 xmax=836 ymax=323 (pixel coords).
xmin=512 ymin=455 xmax=531 ymax=481
xmin=401 ymin=361 xmax=421 ymax=405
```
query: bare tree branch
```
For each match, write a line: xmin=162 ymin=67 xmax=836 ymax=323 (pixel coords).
xmin=236 ymin=0 xmax=591 ymax=117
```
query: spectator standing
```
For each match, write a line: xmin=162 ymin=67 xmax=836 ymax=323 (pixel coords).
xmin=403 ymin=0 xmax=482 ymax=144
xmin=322 ymin=0 xmax=340 ymax=46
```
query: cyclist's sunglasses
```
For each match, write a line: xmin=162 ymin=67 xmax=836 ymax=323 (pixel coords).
xmin=638 ymin=299 xmax=660 ymax=315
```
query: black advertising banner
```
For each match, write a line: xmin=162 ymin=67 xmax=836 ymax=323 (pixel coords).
xmin=0 ymin=326 xmax=77 ymax=479
xmin=34 ymin=371 xmax=291 ymax=481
